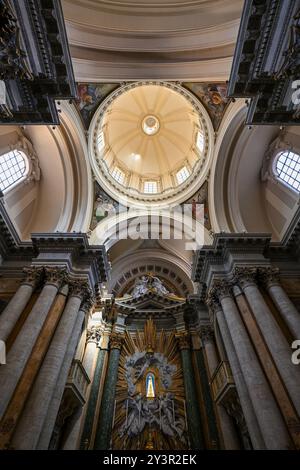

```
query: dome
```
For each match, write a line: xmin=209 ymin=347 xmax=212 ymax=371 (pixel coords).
xmin=88 ymin=82 xmax=214 ymax=207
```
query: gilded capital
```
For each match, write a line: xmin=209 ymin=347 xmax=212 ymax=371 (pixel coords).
xmin=109 ymin=332 xmax=124 ymax=350
xmin=176 ymin=332 xmax=190 ymax=350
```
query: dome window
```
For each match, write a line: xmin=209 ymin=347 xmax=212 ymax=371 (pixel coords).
xmin=176 ymin=166 xmax=190 ymax=185
xmin=111 ymin=166 xmax=125 ymax=184
xmin=197 ymin=131 xmax=204 ymax=153
xmin=144 ymin=181 xmax=158 ymax=194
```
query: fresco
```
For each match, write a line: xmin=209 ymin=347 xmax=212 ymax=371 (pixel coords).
xmin=183 ymin=82 xmax=229 ymax=130
xmin=184 ymin=181 xmax=211 ymax=231
xmin=76 ymin=83 xmax=120 ymax=127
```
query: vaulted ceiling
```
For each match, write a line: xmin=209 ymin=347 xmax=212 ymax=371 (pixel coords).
xmin=62 ymin=0 xmax=243 ymax=81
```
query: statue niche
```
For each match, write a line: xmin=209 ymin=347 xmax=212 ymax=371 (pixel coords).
xmin=111 ymin=319 xmax=188 ymax=450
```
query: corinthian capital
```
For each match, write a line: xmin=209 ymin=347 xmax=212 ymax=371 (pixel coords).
xmin=22 ymin=266 xmax=43 ymax=288
xmin=199 ymin=325 xmax=214 ymax=343
xmin=69 ymin=279 xmax=92 ymax=300
xmin=233 ymin=267 xmax=257 ymax=289
xmin=211 ymin=280 xmax=232 ymax=301
xmin=44 ymin=266 xmax=68 ymax=288
xmin=258 ymin=267 xmax=280 ymax=289
xmin=109 ymin=332 xmax=124 ymax=350
xmin=176 ymin=332 xmax=190 ymax=350
xmin=87 ymin=325 xmax=102 ymax=344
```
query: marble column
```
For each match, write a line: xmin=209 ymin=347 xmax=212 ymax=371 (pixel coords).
xmin=192 ymin=330 xmax=219 ymax=449
xmin=259 ymin=267 xmax=300 ymax=339
xmin=0 ymin=283 xmax=69 ymax=450
xmin=208 ymin=297 xmax=264 ymax=449
xmin=215 ymin=282 xmax=292 ymax=449
xmin=36 ymin=304 xmax=88 ymax=450
xmin=177 ymin=332 xmax=204 ymax=450
xmin=11 ymin=280 xmax=91 ymax=450
xmin=233 ymin=284 xmax=300 ymax=449
xmin=62 ymin=324 xmax=102 ymax=450
xmin=94 ymin=331 xmax=124 ymax=450
xmin=200 ymin=325 xmax=240 ymax=450
xmin=0 ymin=267 xmax=43 ymax=342
xmin=80 ymin=329 xmax=110 ymax=450
xmin=0 ymin=267 xmax=66 ymax=420
xmin=235 ymin=267 xmax=300 ymax=416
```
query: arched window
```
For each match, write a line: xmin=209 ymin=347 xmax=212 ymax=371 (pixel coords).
xmin=275 ymin=150 xmax=300 ymax=192
xmin=0 ymin=149 xmax=28 ymax=192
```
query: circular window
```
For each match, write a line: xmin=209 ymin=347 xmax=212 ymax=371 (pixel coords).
xmin=88 ymin=82 xmax=214 ymax=208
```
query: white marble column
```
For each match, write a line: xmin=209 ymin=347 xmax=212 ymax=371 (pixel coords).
xmin=11 ymin=281 xmax=91 ymax=450
xmin=0 ymin=267 xmax=66 ymax=420
xmin=36 ymin=304 xmax=88 ymax=450
xmin=259 ymin=267 xmax=300 ymax=339
xmin=0 ymin=267 xmax=42 ymax=342
xmin=200 ymin=324 xmax=240 ymax=450
xmin=209 ymin=298 xmax=265 ymax=450
xmin=235 ymin=267 xmax=300 ymax=416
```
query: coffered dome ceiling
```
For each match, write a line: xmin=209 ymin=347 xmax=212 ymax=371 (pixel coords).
xmin=88 ymin=82 xmax=214 ymax=208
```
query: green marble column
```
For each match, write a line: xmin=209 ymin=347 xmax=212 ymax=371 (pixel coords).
xmin=93 ymin=333 xmax=123 ymax=450
xmin=178 ymin=334 xmax=204 ymax=450
xmin=194 ymin=347 xmax=219 ymax=448
xmin=80 ymin=347 xmax=107 ymax=449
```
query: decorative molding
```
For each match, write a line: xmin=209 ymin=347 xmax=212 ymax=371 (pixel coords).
xmin=0 ymin=0 xmax=32 ymax=81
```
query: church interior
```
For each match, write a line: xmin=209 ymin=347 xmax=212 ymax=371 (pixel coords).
xmin=0 ymin=0 xmax=300 ymax=451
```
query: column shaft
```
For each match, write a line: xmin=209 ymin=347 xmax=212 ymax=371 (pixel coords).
xmin=268 ymin=284 xmax=300 ymax=339
xmin=178 ymin=334 xmax=204 ymax=450
xmin=234 ymin=288 xmax=300 ymax=449
xmin=201 ymin=329 xmax=240 ymax=450
xmin=0 ymin=285 xmax=68 ymax=449
xmin=215 ymin=307 xmax=265 ymax=449
xmin=11 ymin=291 xmax=84 ymax=449
xmin=0 ymin=281 xmax=59 ymax=420
xmin=241 ymin=279 xmax=300 ymax=415
xmin=36 ymin=308 xmax=85 ymax=449
xmin=0 ymin=284 xmax=33 ymax=342
xmin=80 ymin=347 xmax=107 ymax=449
xmin=220 ymin=292 xmax=292 ymax=449
xmin=94 ymin=333 xmax=123 ymax=450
